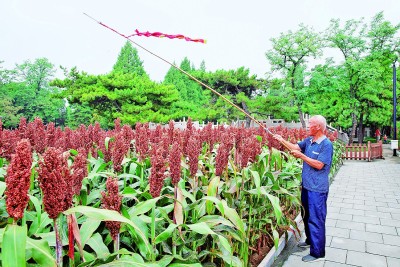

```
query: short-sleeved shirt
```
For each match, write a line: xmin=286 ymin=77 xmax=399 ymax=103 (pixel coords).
xmin=298 ymin=135 xmax=333 ymax=193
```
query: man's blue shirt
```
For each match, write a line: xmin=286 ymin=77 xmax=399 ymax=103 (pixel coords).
xmin=298 ymin=136 xmax=333 ymax=193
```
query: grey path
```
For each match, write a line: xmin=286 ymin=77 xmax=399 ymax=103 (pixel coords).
xmin=272 ymin=144 xmax=400 ymax=267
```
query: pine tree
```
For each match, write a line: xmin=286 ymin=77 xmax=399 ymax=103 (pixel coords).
xmin=112 ymin=41 xmax=147 ymax=77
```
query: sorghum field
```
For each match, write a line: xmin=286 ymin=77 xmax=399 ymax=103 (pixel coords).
xmin=0 ymin=117 xmax=343 ymax=267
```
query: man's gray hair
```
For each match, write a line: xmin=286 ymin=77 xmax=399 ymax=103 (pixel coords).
xmin=311 ymin=115 xmax=327 ymax=131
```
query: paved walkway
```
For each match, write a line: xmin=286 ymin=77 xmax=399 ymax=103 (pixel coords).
xmin=272 ymin=144 xmax=400 ymax=267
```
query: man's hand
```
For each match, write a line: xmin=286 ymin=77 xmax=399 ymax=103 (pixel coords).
xmin=290 ymin=150 xmax=304 ymax=159
xmin=273 ymin=134 xmax=284 ymax=143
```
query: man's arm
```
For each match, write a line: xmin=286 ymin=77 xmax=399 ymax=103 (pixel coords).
xmin=290 ymin=150 xmax=325 ymax=170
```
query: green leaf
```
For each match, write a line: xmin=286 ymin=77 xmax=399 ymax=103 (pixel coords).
xmin=273 ymin=229 xmax=280 ymax=250
xmin=206 ymin=176 xmax=220 ymax=214
xmin=168 ymin=263 xmax=202 ymax=267
xmin=26 ymin=237 xmax=56 ymax=266
xmin=218 ymin=200 xmax=245 ymax=238
xmin=197 ymin=215 xmax=235 ymax=228
xmin=2 ymin=224 xmax=27 ymax=267
xmin=98 ymin=261 xmax=155 ymax=267
xmin=0 ymin=167 xmax=6 ymax=179
xmin=155 ymin=255 xmax=174 ymax=267
xmin=28 ymin=195 xmax=47 ymax=236
xmin=97 ymin=255 xmax=160 ymax=266
xmin=217 ymin=234 xmax=232 ymax=254
xmin=250 ymin=170 xmax=261 ymax=197
xmin=0 ymin=228 xmax=4 ymax=244
xmin=154 ymin=224 xmax=178 ymax=244
xmin=0 ymin=181 xmax=6 ymax=196
xmin=129 ymin=197 xmax=159 ymax=217
xmin=266 ymin=193 xmax=283 ymax=224
xmin=86 ymin=233 xmax=110 ymax=259
xmin=202 ymin=196 xmax=224 ymax=215
xmin=69 ymin=149 xmax=78 ymax=156
xmin=80 ymin=218 xmax=101 ymax=246
xmin=29 ymin=212 xmax=52 ymax=237
xmin=218 ymin=253 xmax=243 ymax=267
xmin=187 ymin=222 xmax=215 ymax=235
xmin=64 ymin=206 xmax=151 ymax=257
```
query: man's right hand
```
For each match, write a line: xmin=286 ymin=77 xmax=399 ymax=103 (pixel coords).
xmin=273 ymin=134 xmax=284 ymax=143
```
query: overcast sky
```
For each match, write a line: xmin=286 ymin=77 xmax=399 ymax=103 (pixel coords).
xmin=1 ymin=0 xmax=399 ymax=81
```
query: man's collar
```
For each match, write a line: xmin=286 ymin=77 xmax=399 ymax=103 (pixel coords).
xmin=309 ymin=135 xmax=327 ymax=144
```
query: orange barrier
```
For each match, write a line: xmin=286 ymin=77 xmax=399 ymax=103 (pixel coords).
xmin=344 ymin=141 xmax=383 ymax=161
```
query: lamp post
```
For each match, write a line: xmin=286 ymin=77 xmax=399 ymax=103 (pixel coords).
xmin=393 ymin=59 xmax=397 ymax=156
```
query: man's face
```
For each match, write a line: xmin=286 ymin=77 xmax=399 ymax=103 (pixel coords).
xmin=308 ymin=118 xmax=320 ymax=136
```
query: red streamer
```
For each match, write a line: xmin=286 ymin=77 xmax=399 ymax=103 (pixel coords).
xmin=128 ymin=29 xmax=206 ymax=43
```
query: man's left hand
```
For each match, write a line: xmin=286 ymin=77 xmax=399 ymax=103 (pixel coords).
xmin=290 ymin=150 xmax=303 ymax=159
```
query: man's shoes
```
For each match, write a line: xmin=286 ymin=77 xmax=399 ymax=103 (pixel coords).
xmin=297 ymin=241 xmax=310 ymax=248
xmin=302 ymin=254 xmax=325 ymax=262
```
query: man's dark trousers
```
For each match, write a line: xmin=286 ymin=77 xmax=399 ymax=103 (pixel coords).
xmin=301 ymin=187 xmax=328 ymax=258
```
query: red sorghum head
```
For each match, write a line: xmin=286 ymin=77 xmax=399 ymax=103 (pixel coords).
xmin=33 ymin=117 xmax=46 ymax=154
xmin=46 ymin=122 xmax=56 ymax=148
xmin=38 ymin=147 xmax=73 ymax=219
xmin=101 ymin=177 xmax=122 ymax=241
xmin=169 ymin=141 xmax=182 ymax=185
xmin=186 ymin=133 xmax=201 ymax=177
xmin=5 ymin=139 xmax=33 ymax=220
xmin=135 ymin=123 xmax=150 ymax=161
xmin=71 ymin=148 xmax=88 ymax=196
xmin=111 ymin=132 xmax=130 ymax=172
xmin=149 ymin=146 xmax=167 ymax=198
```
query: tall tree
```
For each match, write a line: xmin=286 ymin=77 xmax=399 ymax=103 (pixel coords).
xmin=325 ymin=12 xmax=400 ymax=142
xmin=0 ymin=61 xmax=15 ymax=85
xmin=52 ymin=69 xmax=179 ymax=126
xmin=0 ymin=58 xmax=64 ymax=127
xmin=251 ymin=77 xmax=298 ymax=122
xmin=112 ymin=41 xmax=147 ymax=77
xmin=197 ymin=67 xmax=261 ymax=125
xmin=266 ymin=24 xmax=324 ymax=127
xmin=163 ymin=57 xmax=208 ymax=121
xmin=16 ymin=58 xmax=55 ymax=93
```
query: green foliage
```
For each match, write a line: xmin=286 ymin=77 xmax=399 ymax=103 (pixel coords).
xmin=0 ymin=59 xmax=64 ymax=128
xmin=65 ymin=103 xmax=95 ymax=129
xmin=0 ymin=87 xmax=22 ymax=128
xmin=2 ymin=224 xmax=27 ymax=267
xmin=197 ymin=67 xmax=262 ymax=122
xmin=306 ymin=12 xmax=399 ymax=138
xmin=163 ymin=58 xmax=209 ymax=121
xmin=52 ymin=70 xmax=179 ymax=126
xmin=112 ymin=41 xmax=148 ymax=77
xmin=250 ymin=78 xmax=298 ymax=121
xmin=265 ymin=24 xmax=324 ymax=125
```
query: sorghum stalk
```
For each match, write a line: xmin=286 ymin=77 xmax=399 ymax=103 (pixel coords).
xmin=54 ymin=219 xmax=63 ymax=267
xmin=67 ymin=215 xmax=75 ymax=266
xmin=151 ymin=205 xmax=156 ymax=261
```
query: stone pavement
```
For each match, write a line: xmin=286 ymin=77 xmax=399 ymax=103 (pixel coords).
xmin=272 ymin=144 xmax=400 ymax=267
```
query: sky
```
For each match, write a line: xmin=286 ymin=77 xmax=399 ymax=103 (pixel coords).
xmin=1 ymin=0 xmax=399 ymax=82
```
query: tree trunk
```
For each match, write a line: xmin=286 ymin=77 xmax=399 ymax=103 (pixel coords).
xmin=298 ymin=108 xmax=306 ymax=128
xmin=357 ymin=112 xmax=364 ymax=144
xmin=349 ymin=112 xmax=357 ymax=144
xmin=241 ymin=101 xmax=251 ymax=128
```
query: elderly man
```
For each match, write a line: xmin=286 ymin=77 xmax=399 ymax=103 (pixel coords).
xmin=274 ymin=115 xmax=333 ymax=263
